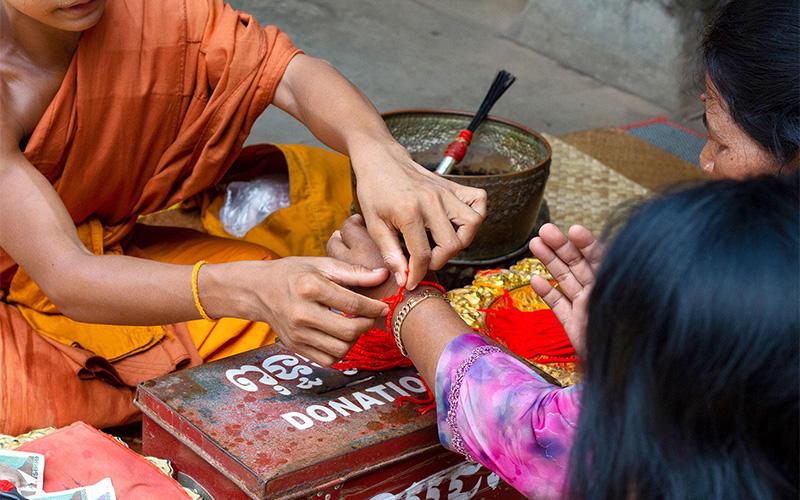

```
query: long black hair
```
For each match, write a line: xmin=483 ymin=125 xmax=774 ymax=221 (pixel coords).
xmin=568 ymin=172 xmax=800 ymax=499
xmin=703 ymin=0 xmax=800 ymax=167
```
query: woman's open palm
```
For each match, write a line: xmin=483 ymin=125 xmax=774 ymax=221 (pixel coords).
xmin=528 ymin=223 xmax=604 ymax=358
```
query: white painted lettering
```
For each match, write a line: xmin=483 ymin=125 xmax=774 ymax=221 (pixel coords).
xmin=307 ymin=405 xmax=337 ymax=422
xmin=281 ymin=411 xmax=314 ymax=430
xmin=352 ymin=390 xmax=385 ymax=410
xmin=329 ymin=397 xmax=363 ymax=416
xmin=365 ymin=384 xmax=395 ymax=402
xmin=385 ymin=381 xmax=410 ymax=397
xmin=399 ymin=376 xmax=427 ymax=394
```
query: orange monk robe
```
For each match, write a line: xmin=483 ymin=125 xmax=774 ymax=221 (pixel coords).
xmin=0 ymin=0 xmax=349 ymax=435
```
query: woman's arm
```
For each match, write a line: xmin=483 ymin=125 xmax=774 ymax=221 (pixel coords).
xmin=328 ymin=216 xmax=581 ymax=498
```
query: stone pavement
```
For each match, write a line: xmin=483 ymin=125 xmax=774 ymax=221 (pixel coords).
xmin=230 ymin=0 xmax=693 ymax=147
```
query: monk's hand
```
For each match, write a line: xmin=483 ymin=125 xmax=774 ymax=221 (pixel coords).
xmin=327 ymin=214 xmax=399 ymax=302
xmin=258 ymin=257 xmax=390 ymax=366
xmin=528 ymin=224 xmax=604 ymax=358
xmin=351 ymin=141 xmax=487 ymax=290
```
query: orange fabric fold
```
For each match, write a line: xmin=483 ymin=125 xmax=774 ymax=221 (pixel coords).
xmin=1 ymin=0 xmax=299 ymax=359
xmin=0 ymin=0 xmax=304 ymax=432
xmin=200 ymin=144 xmax=354 ymax=257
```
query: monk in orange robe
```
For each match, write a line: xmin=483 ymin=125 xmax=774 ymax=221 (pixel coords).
xmin=0 ymin=0 xmax=487 ymax=434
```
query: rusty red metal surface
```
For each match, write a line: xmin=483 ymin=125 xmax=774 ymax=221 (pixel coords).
xmin=135 ymin=343 xmax=522 ymax=499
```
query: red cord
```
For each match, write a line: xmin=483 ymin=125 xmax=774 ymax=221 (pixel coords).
xmin=332 ymin=281 xmax=445 ymax=372
xmin=481 ymin=290 xmax=576 ymax=364
xmin=333 ymin=282 xmax=576 ymax=415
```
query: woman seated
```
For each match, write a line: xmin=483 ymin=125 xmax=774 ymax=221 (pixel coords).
xmin=327 ymin=171 xmax=799 ymax=498
xmin=560 ymin=0 xmax=799 ymax=276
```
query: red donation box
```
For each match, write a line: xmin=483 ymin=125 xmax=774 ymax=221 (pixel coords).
xmin=135 ymin=343 xmax=522 ymax=499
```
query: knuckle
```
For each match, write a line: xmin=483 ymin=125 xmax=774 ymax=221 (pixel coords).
xmin=296 ymin=274 xmax=321 ymax=298
xmin=421 ymin=190 xmax=440 ymax=205
xmin=468 ymin=210 xmax=485 ymax=224
xmin=347 ymin=322 xmax=366 ymax=340
xmin=317 ymin=357 xmax=334 ymax=368
xmin=443 ymin=236 xmax=463 ymax=254
xmin=290 ymin=327 xmax=310 ymax=344
xmin=417 ymin=247 xmax=432 ymax=261
xmin=397 ymin=200 xmax=422 ymax=218
xmin=344 ymin=297 xmax=361 ymax=315
xmin=335 ymin=344 xmax=351 ymax=359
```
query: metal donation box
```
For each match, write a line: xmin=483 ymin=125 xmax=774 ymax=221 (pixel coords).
xmin=135 ymin=343 xmax=521 ymax=499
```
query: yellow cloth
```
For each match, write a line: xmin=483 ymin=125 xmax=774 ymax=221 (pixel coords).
xmin=6 ymin=220 xmax=166 ymax=362
xmin=4 ymin=144 xmax=350 ymax=368
xmin=201 ymin=144 xmax=353 ymax=257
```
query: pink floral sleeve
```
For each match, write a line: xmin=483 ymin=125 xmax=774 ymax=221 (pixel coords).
xmin=435 ymin=333 xmax=581 ymax=499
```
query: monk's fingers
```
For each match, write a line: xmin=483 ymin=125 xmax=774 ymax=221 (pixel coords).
xmin=530 ymin=275 xmax=574 ymax=327
xmin=365 ymin=217 xmax=408 ymax=287
xmin=398 ymin=216 xmax=432 ymax=290
xmin=312 ymin=277 xmax=388 ymax=319
xmin=298 ymin=304 xmax=374 ymax=343
xmin=529 ymin=236 xmax=585 ymax=301
xmin=442 ymin=188 xmax=485 ymax=249
xmin=290 ymin=341 xmax=341 ymax=368
xmin=425 ymin=198 xmax=463 ymax=272
xmin=567 ymin=225 xmax=605 ymax=272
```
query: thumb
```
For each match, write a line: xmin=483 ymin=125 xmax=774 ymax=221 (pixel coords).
xmin=320 ymin=258 xmax=390 ymax=288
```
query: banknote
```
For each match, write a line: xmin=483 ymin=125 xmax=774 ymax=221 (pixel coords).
xmin=30 ymin=478 xmax=116 ymax=500
xmin=0 ymin=449 xmax=45 ymax=496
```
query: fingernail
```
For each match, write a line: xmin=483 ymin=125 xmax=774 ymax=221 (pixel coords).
xmin=372 ymin=267 xmax=386 ymax=273
xmin=395 ymin=272 xmax=404 ymax=285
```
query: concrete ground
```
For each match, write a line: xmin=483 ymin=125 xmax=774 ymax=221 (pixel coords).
xmin=230 ymin=0 xmax=698 ymax=148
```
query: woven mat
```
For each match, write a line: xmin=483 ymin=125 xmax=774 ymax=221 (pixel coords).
xmin=542 ymin=132 xmax=650 ymax=235
xmin=559 ymin=128 xmax=706 ymax=192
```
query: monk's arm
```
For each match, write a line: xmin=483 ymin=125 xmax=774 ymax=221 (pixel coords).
xmin=0 ymin=144 xmax=264 ymax=325
xmin=273 ymin=54 xmax=487 ymax=291
xmin=272 ymin=54 xmax=395 ymax=156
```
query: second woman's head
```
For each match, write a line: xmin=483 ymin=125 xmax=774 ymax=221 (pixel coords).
xmin=570 ymin=172 xmax=799 ymax=499
xmin=700 ymin=0 xmax=799 ymax=178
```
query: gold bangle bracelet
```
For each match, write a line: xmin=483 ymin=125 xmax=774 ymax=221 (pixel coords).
xmin=392 ymin=289 xmax=448 ymax=356
xmin=192 ymin=260 xmax=214 ymax=321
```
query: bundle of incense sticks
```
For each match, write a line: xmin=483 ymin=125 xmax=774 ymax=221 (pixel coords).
xmin=434 ymin=70 xmax=517 ymax=176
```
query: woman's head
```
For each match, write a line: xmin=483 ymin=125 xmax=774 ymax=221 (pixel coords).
xmin=2 ymin=0 xmax=106 ymax=32
xmin=700 ymin=0 xmax=799 ymax=178
xmin=569 ymin=172 xmax=799 ymax=499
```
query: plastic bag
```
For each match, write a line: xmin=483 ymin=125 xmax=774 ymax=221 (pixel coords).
xmin=219 ymin=174 xmax=291 ymax=237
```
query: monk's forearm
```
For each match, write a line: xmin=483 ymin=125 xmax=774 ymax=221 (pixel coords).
xmin=47 ymin=254 xmax=260 ymax=326
xmin=274 ymin=55 xmax=402 ymax=164
xmin=0 ymin=128 xmax=264 ymax=327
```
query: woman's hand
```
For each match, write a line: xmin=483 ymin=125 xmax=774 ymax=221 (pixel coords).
xmin=351 ymin=141 xmax=486 ymax=290
xmin=528 ymin=223 xmax=604 ymax=358
xmin=326 ymin=214 xmax=399 ymax=302
xmin=211 ymin=256 xmax=389 ymax=366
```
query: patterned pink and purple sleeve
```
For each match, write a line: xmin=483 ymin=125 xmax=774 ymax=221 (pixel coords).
xmin=435 ymin=333 xmax=581 ymax=499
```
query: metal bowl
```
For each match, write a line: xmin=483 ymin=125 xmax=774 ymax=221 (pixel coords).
xmin=380 ymin=109 xmax=552 ymax=261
